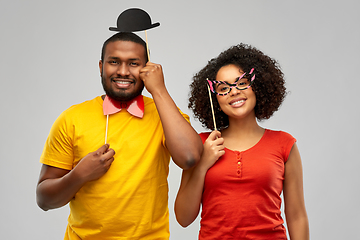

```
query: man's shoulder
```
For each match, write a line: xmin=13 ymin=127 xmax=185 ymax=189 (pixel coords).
xmin=143 ymin=95 xmax=157 ymax=113
xmin=143 ymin=95 xmax=154 ymax=105
xmin=56 ymin=96 xmax=103 ymax=122
xmin=65 ymin=96 xmax=102 ymax=113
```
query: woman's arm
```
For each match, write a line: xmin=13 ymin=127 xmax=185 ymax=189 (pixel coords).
xmin=174 ymin=131 xmax=225 ymax=227
xmin=174 ymin=166 xmax=206 ymax=227
xmin=283 ymin=143 xmax=309 ymax=240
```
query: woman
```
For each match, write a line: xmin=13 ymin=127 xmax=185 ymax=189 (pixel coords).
xmin=175 ymin=43 xmax=309 ymax=239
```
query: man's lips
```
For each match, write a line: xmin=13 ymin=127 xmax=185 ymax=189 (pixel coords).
xmin=111 ymin=78 xmax=134 ymax=88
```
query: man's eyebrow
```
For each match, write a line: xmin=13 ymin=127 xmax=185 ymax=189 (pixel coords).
xmin=128 ymin=58 xmax=141 ymax=61
xmin=105 ymin=56 xmax=119 ymax=61
xmin=107 ymin=56 xmax=141 ymax=61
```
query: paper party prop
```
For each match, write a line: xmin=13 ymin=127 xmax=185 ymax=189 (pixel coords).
xmin=109 ymin=8 xmax=160 ymax=32
xmin=207 ymin=85 xmax=217 ymax=131
xmin=104 ymin=8 xmax=159 ymax=143
xmin=103 ymin=95 xmax=144 ymax=143
xmin=103 ymin=95 xmax=144 ymax=118
xmin=109 ymin=8 xmax=160 ymax=61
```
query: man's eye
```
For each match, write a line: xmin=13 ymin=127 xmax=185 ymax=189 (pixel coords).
xmin=130 ymin=62 xmax=139 ymax=66
xmin=109 ymin=60 xmax=118 ymax=64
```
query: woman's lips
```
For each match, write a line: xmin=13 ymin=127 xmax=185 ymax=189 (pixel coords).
xmin=230 ymin=98 xmax=246 ymax=107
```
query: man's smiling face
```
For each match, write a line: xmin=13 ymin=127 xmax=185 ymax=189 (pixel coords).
xmin=99 ymin=40 xmax=147 ymax=102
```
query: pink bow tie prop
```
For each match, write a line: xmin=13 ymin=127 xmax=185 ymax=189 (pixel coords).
xmin=103 ymin=95 xmax=144 ymax=144
xmin=103 ymin=95 xmax=144 ymax=118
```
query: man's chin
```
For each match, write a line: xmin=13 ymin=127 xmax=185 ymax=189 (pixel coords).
xmin=106 ymin=92 xmax=142 ymax=102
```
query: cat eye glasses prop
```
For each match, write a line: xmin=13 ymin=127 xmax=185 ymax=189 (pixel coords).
xmin=206 ymin=68 xmax=255 ymax=96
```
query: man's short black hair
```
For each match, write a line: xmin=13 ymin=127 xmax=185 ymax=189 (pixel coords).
xmin=101 ymin=32 xmax=149 ymax=62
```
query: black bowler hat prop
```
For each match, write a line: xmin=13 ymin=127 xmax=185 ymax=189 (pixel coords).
xmin=109 ymin=8 xmax=159 ymax=62
xmin=109 ymin=8 xmax=160 ymax=32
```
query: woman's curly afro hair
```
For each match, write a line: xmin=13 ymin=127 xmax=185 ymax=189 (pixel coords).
xmin=188 ymin=43 xmax=286 ymax=130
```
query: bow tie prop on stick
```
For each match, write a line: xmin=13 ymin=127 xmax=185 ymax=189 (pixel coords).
xmin=103 ymin=8 xmax=159 ymax=144
xmin=103 ymin=95 xmax=145 ymax=143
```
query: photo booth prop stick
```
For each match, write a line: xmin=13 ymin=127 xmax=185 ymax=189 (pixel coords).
xmin=207 ymin=85 xmax=217 ymax=131
xmin=109 ymin=8 xmax=160 ymax=61
xmin=103 ymin=95 xmax=145 ymax=144
xmin=103 ymin=8 xmax=159 ymax=144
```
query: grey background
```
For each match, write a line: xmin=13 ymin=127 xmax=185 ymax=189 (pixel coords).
xmin=1 ymin=0 xmax=359 ymax=239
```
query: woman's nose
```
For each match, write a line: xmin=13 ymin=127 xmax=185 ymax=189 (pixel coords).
xmin=229 ymin=86 xmax=241 ymax=96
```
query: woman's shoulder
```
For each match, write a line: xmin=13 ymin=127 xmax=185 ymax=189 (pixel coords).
xmin=264 ymin=129 xmax=296 ymax=147
xmin=265 ymin=128 xmax=294 ymax=139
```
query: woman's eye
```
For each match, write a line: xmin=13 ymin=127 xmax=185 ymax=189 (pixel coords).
xmin=238 ymin=79 xmax=249 ymax=86
xmin=221 ymin=86 xmax=229 ymax=91
xmin=217 ymin=84 xmax=229 ymax=92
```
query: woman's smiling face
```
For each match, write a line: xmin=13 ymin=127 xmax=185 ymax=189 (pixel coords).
xmin=215 ymin=64 xmax=256 ymax=120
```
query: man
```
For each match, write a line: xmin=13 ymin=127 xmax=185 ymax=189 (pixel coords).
xmin=36 ymin=32 xmax=202 ymax=239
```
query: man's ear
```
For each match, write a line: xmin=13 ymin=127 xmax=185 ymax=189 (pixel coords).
xmin=99 ymin=60 xmax=103 ymax=77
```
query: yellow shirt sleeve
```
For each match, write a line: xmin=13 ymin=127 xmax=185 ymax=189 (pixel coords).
xmin=40 ymin=108 xmax=75 ymax=170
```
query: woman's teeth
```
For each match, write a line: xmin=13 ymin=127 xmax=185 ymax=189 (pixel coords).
xmin=231 ymin=100 xmax=245 ymax=105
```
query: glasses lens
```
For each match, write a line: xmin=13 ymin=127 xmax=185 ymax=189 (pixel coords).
xmin=236 ymin=77 xmax=251 ymax=90
xmin=215 ymin=83 xmax=230 ymax=94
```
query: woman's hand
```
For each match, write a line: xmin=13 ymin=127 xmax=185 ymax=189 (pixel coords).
xmin=198 ymin=130 xmax=225 ymax=171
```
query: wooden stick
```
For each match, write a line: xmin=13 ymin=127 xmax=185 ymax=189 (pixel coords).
xmin=145 ymin=30 xmax=150 ymax=62
xmin=105 ymin=114 xmax=109 ymax=144
xmin=207 ymin=85 xmax=217 ymax=131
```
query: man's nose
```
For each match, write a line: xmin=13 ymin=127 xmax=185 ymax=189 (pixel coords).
xmin=117 ymin=63 xmax=130 ymax=76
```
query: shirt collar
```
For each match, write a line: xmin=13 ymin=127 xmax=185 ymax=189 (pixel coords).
xmin=103 ymin=94 xmax=144 ymax=118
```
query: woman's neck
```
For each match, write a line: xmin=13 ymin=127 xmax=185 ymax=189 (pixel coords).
xmin=220 ymin=115 xmax=264 ymax=151
xmin=223 ymin=114 xmax=262 ymax=137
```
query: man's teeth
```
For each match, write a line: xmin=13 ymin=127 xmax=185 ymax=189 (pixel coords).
xmin=115 ymin=81 xmax=130 ymax=84
xmin=231 ymin=100 xmax=245 ymax=105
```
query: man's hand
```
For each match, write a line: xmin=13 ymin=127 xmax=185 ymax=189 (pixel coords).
xmin=73 ymin=144 xmax=115 ymax=182
xmin=139 ymin=62 xmax=166 ymax=95
xmin=139 ymin=62 xmax=203 ymax=169
xmin=36 ymin=144 xmax=115 ymax=211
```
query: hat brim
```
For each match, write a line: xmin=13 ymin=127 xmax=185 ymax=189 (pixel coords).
xmin=109 ymin=22 xmax=160 ymax=32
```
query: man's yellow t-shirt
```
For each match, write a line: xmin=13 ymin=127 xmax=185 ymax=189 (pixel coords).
xmin=40 ymin=96 xmax=189 ymax=240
